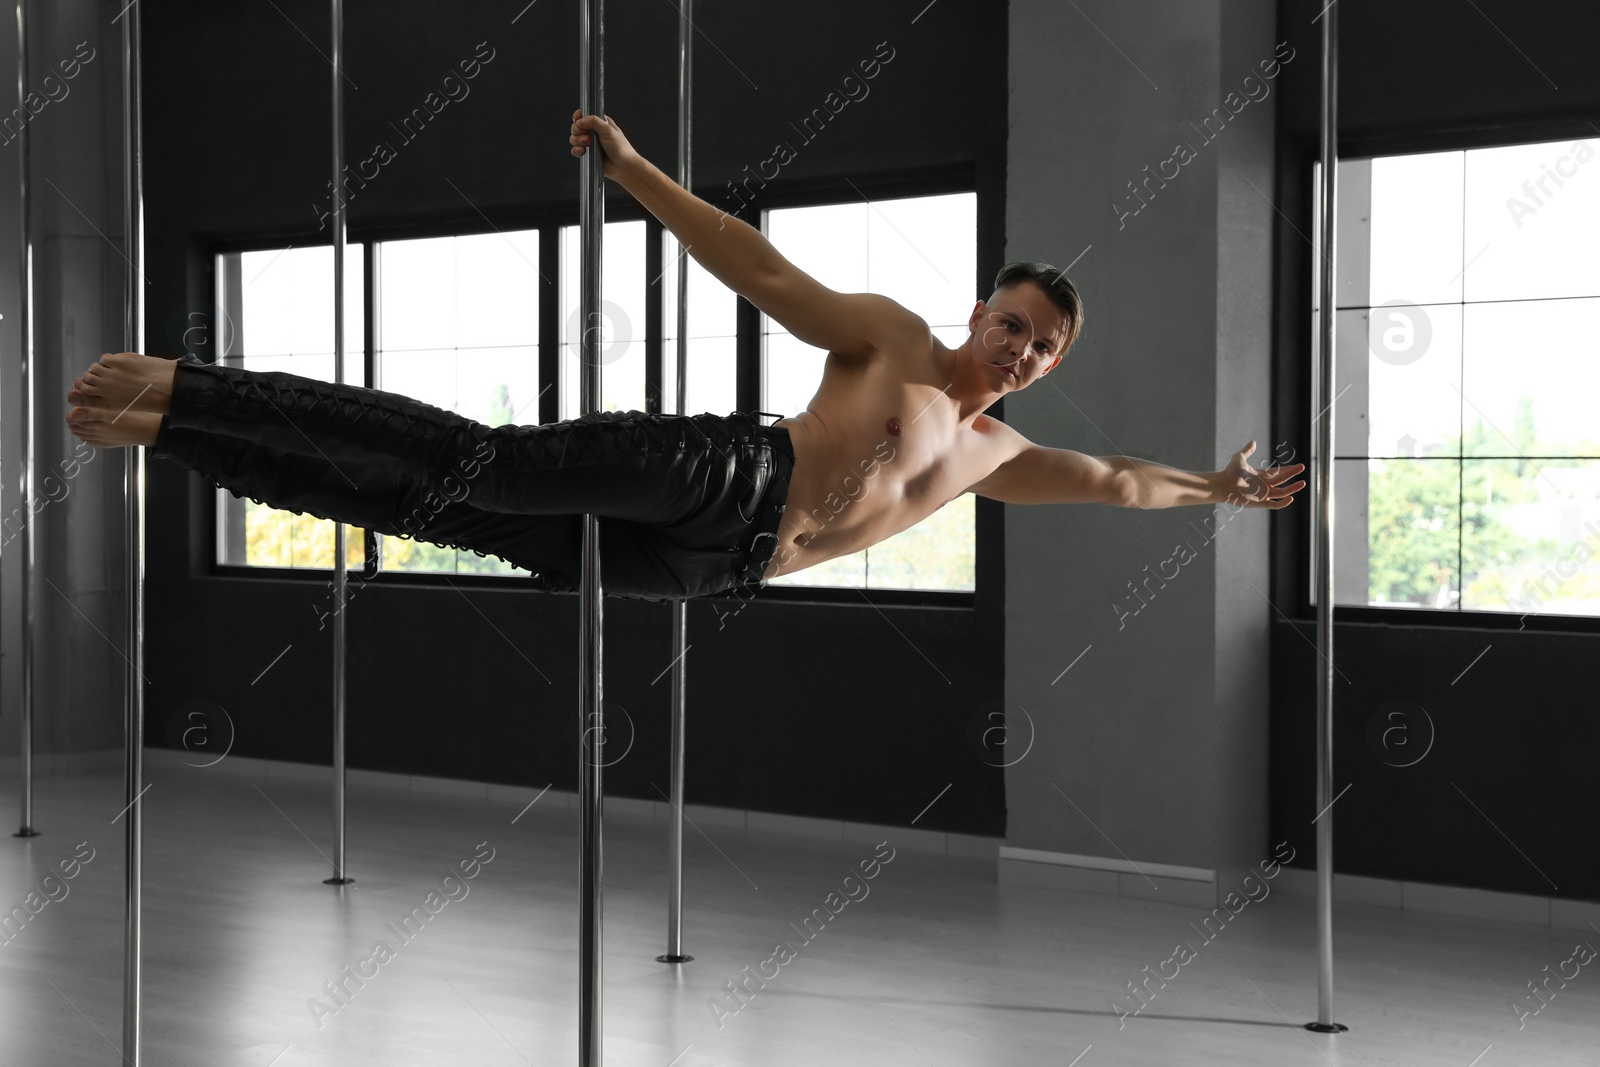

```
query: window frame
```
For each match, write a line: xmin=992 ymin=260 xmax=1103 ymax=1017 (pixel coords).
xmin=201 ymin=168 xmax=985 ymax=609
xmin=1286 ymin=123 xmax=1600 ymax=637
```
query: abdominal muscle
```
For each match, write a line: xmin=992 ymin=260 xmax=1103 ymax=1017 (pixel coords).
xmin=760 ymin=347 xmax=993 ymax=581
xmin=762 ymin=412 xmax=899 ymax=579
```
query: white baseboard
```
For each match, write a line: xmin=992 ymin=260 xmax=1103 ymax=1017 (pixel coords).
xmin=996 ymin=844 xmax=1600 ymax=931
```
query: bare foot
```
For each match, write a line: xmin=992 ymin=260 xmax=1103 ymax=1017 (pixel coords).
xmin=64 ymin=406 xmax=162 ymax=448
xmin=70 ymin=351 xmax=179 ymax=418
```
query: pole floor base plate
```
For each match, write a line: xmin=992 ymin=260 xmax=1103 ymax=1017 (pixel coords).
xmin=655 ymin=954 xmax=694 ymax=964
xmin=1304 ymin=1022 xmax=1348 ymax=1033
xmin=13 ymin=827 xmax=41 ymax=838
xmin=323 ymin=877 xmax=356 ymax=886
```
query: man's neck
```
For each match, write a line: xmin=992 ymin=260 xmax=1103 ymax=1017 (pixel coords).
xmin=938 ymin=340 xmax=1006 ymax=425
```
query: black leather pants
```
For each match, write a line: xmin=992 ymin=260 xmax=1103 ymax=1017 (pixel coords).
xmin=150 ymin=359 xmax=794 ymax=602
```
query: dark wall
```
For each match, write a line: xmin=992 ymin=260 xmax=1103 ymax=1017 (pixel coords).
xmin=1269 ymin=0 xmax=1600 ymax=899
xmin=140 ymin=1 xmax=1010 ymax=835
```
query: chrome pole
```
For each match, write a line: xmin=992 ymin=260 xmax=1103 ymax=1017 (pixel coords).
xmin=324 ymin=0 xmax=353 ymax=889
xmin=121 ymin=0 xmax=146 ymax=1060
xmin=577 ymin=0 xmax=605 ymax=1062
xmin=657 ymin=0 xmax=693 ymax=967
xmin=12 ymin=0 xmax=39 ymax=841
xmin=1307 ymin=2 xmax=1346 ymax=1037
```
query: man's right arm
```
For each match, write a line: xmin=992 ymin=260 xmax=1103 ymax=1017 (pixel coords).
xmin=614 ymin=156 xmax=920 ymax=359
xmin=615 ymin=157 xmax=784 ymax=294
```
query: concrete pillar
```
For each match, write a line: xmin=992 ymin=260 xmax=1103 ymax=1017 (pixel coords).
xmin=0 ymin=0 xmax=129 ymax=773
xmin=1002 ymin=0 xmax=1282 ymax=906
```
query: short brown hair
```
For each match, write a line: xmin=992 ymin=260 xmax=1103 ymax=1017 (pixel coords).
xmin=990 ymin=260 xmax=1085 ymax=355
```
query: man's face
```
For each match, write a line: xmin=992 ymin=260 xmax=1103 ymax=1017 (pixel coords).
xmin=968 ymin=282 xmax=1068 ymax=391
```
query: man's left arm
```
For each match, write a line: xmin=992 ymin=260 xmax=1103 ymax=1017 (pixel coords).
xmin=967 ymin=433 xmax=1306 ymax=510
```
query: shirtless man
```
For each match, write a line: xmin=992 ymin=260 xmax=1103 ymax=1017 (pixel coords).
xmin=61 ymin=111 xmax=1304 ymax=600
xmin=566 ymin=110 xmax=1306 ymax=578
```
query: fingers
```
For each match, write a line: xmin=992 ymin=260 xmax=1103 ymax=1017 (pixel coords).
xmin=1260 ymin=462 xmax=1307 ymax=485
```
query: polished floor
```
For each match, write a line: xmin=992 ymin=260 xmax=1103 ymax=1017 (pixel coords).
xmin=1 ymin=762 xmax=1596 ymax=1066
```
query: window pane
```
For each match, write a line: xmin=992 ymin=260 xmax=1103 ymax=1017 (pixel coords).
xmin=560 ymin=221 xmax=647 ymax=418
xmin=1463 ymin=138 xmax=1600 ymax=303
xmin=1369 ymin=151 xmax=1464 ymax=308
xmin=763 ymin=193 xmax=977 ymax=328
xmin=1461 ymin=458 xmax=1600 ymax=618
xmin=762 ymin=193 xmax=978 ymax=593
xmin=765 ymin=202 xmax=868 ymax=294
xmin=1365 ymin=457 xmax=1461 ymax=609
xmin=215 ymin=246 xmax=366 ymax=571
xmin=661 ymin=228 xmax=738 ymax=416
xmin=375 ymin=231 xmax=542 ymax=577
xmin=864 ymin=493 xmax=975 ymax=591
xmin=458 ymin=346 xmax=542 ymax=427
xmin=1331 ymin=303 xmax=1463 ymax=459
xmin=1461 ymin=298 xmax=1600 ymax=458
xmin=455 ymin=231 xmax=542 ymax=349
xmin=762 ymin=329 xmax=826 ymax=418
xmin=671 ymin=337 xmax=738 ymax=417
xmin=379 ymin=236 xmax=457 ymax=351
xmin=767 ymin=550 xmax=866 ymax=589
xmin=378 ymin=349 xmax=460 ymax=410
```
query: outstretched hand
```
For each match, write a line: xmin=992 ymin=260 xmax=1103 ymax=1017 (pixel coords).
xmin=569 ymin=109 xmax=641 ymax=180
xmin=1222 ymin=440 xmax=1307 ymax=509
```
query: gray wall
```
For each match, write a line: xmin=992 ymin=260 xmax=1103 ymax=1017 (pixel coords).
xmin=0 ymin=0 xmax=129 ymax=768
xmin=1004 ymin=0 xmax=1280 ymax=898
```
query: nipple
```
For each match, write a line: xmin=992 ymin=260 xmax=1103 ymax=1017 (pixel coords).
xmin=886 ymin=416 xmax=902 ymax=437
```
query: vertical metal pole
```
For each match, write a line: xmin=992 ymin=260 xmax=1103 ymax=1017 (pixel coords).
xmin=324 ymin=0 xmax=353 ymax=889
xmin=121 ymin=1 xmax=146 ymax=1061
xmin=12 ymin=0 xmax=39 ymax=841
xmin=1307 ymin=3 xmax=1346 ymax=1037
xmin=577 ymin=0 xmax=605 ymax=1062
xmin=657 ymin=0 xmax=693 ymax=967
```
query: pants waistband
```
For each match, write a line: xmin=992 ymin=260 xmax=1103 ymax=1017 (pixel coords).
xmin=732 ymin=413 xmax=794 ymax=591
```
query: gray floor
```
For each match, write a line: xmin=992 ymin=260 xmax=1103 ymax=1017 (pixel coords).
xmin=2 ymin=764 xmax=1596 ymax=1066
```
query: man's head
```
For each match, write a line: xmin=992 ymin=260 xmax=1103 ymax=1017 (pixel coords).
xmin=967 ymin=260 xmax=1085 ymax=392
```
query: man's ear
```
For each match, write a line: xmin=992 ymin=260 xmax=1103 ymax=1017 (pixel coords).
xmin=1042 ymin=353 xmax=1064 ymax=376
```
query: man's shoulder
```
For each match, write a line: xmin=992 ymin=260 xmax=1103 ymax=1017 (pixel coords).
xmin=861 ymin=294 xmax=933 ymax=357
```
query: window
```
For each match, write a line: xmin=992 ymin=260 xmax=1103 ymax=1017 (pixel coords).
xmin=373 ymin=230 xmax=542 ymax=575
xmin=1315 ymin=137 xmax=1600 ymax=619
xmin=559 ymin=220 xmax=648 ymax=419
xmin=758 ymin=192 xmax=978 ymax=593
xmin=660 ymin=227 xmax=739 ymax=418
xmin=213 ymin=190 xmax=981 ymax=599
xmin=214 ymin=246 xmax=368 ymax=571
